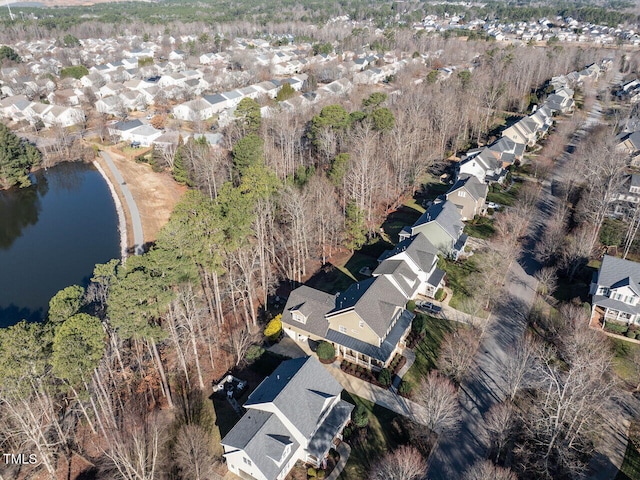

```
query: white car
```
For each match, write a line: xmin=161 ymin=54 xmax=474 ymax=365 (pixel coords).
xmin=486 ymin=202 xmax=502 ymax=210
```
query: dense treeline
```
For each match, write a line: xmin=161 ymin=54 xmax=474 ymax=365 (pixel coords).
xmin=0 ymin=0 xmax=636 ymax=43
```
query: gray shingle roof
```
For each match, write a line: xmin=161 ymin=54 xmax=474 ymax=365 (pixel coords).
xmin=328 ymin=275 xmax=408 ymax=338
xmin=596 ymin=255 xmax=640 ymax=293
xmin=114 ymin=119 xmax=143 ymax=131
xmin=203 ymin=93 xmax=226 ymax=105
xmin=447 ymin=175 xmax=488 ymax=201
xmin=281 ymin=286 xmax=335 ymax=338
xmin=222 ymin=410 xmax=299 ymax=480
xmin=307 ymin=400 xmax=353 ymax=457
xmin=378 ymin=232 xmax=438 ymax=273
xmin=244 ymin=357 xmax=343 ymax=439
xmin=412 ymin=200 xmax=464 ymax=242
xmin=371 ymin=259 xmax=419 ymax=298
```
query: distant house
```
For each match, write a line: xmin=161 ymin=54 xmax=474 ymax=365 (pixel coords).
xmin=221 ymin=356 xmax=353 ymax=480
xmin=616 ymin=130 xmax=640 ymax=167
xmin=376 ymin=232 xmax=446 ymax=299
xmin=590 ymin=255 xmax=640 ymax=326
xmin=456 ymin=148 xmax=506 ymax=184
xmin=445 ymin=174 xmax=489 ymax=220
xmin=502 ymin=116 xmax=540 ymax=146
xmin=398 ymin=200 xmax=468 ymax=259
xmin=611 ymin=174 xmax=640 ymax=219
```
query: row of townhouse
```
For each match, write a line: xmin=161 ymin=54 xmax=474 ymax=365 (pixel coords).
xmin=0 ymin=94 xmax=84 ymax=128
xmin=454 ymin=72 xmax=580 ymax=186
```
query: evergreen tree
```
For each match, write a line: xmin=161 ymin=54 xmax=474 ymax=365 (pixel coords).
xmin=0 ymin=123 xmax=41 ymax=189
xmin=344 ymin=201 xmax=366 ymax=252
xmin=235 ymin=98 xmax=262 ymax=135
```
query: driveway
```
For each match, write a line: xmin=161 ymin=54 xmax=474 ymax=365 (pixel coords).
xmin=100 ymin=150 xmax=144 ymax=255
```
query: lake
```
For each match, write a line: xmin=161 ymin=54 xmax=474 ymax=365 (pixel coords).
xmin=0 ymin=162 xmax=120 ymax=327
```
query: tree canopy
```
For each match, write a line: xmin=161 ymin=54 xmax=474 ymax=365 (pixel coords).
xmin=0 ymin=123 xmax=41 ymax=189
xmin=0 ymin=45 xmax=20 ymax=63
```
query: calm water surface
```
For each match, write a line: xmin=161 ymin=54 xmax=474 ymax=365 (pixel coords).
xmin=0 ymin=162 xmax=120 ymax=326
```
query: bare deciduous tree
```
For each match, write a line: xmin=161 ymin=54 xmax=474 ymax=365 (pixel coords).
xmin=370 ymin=445 xmax=427 ymax=480
xmin=463 ymin=460 xmax=518 ymax=480
xmin=504 ymin=335 xmax=537 ymax=401
xmin=416 ymin=370 xmax=460 ymax=436
xmin=174 ymin=424 xmax=220 ymax=480
xmin=437 ymin=327 xmax=481 ymax=384
xmin=484 ymin=401 xmax=515 ymax=462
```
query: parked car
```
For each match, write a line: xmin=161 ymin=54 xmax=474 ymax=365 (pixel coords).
xmin=486 ymin=202 xmax=502 ymax=210
xmin=416 ymin=300 xmax=442 ymax=315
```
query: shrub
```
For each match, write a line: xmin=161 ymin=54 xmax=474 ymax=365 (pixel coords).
xmin=378 ymin=368 xmax=392 ymax=387
xmin=317 ymin=470 xmax=325 ymax=479
xmin=307 ymin=467 xmax=317 ymax=477
xmin=399 ymin=379 xmax=413 ymax=396
xmin=352 ymin=403 xmax=369 ymax=428
xmin=412 ymin=315 xmax=426 ymax=334
xmin=435 ymin=288 xmax=446 ymax=301
xmin=605 ymin=321 xmax=628 ymax=335
xmin=406 ymin=300 xmax=416 ymax=312
xmin=626 ymin=330 xmax=636 ymax=339
xmin=264 ymin=314 xmax=283 ymax=341
xmin=245 ymin=345 xmax=265 ymax=362
xmin=316 ymin=341 xmax=336 ymax=362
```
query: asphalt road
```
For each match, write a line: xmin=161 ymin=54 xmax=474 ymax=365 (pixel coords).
xmin=426 ymin=98 xmax=605 ymax=478
xmin=100 ymin=150 xmax=144 ymax=255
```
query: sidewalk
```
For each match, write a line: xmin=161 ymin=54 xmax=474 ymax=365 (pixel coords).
xmin=323 ymin=361 xmax=431 ymax=427
xmin=327 ymin=442 xmax=351 ymax=480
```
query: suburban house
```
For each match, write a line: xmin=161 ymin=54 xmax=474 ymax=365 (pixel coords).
xmin=221 ymin=356 xmax=354 ymax=480
xmin=445 ymin=174 xmax=489 ymax=220
xmin=487 ymin=136 xmax=526 ymax=166
xmin=376 ymin=232 xmax=446 ymax=299
xmin=399 ymin=200 xmax=468 ymax=259
xmin=281 ymin=275 xmax=415 ymax=370
xmin=590 ymin=255 xmax=640 ymax=326
xmin=616 ymin=130 xmax=640 ymax=167
xmin=502 ymin=116 xmax=540 ymax=146
xmin=611 ymin=174 xmax=640 ymax=219
xmin=456 ymin=148 xmax=506 ymax=184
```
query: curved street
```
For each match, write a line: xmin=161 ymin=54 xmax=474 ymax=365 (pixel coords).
xmin=99 ymin=150 xmax=144 ymax=256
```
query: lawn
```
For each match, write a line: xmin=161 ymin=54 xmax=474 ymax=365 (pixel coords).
xmin=338 ymin=392 xmax=415 ymax=480
xmin=381 ymin=205 xmax=424 ymax=244
xmin=437 ymin=256 xmax=479 ymax=310
xmin=402 ymin=315 xmax=455 ymax=388
xmin=486 ymin=180 xmax=522 ymax=206
xmin=610 ymin=337 xmax=640 ymax=386
xmin=464 ymin=216 xmax=495 ymax=240
xmin=616 ymin=422 xmax=640 ymax=480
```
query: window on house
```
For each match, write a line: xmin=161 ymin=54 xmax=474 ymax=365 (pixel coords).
xmin=243 ymin=457 xmax=252 ymax=466
xmin=359 ymin=320 xmax=364 ymax=328
xmin=339 ymin=325 xmax=347 ymax=334
xmin=292 ymin=311 xmax=306 ymax=324
xmin=458 ymin=190 xmax=466 ymax=197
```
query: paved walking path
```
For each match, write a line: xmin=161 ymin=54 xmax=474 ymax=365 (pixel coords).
xmin=327 ymin=442 xmax=351 ymax=480
xmin=100 ymin=150 xmax=144 ymax=255
xmin=323 ymin=362 xmax=432 ymax=427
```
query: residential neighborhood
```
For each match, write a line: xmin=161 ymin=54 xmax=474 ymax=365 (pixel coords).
xmin=2 ymin=2 xmax=640 ymax=480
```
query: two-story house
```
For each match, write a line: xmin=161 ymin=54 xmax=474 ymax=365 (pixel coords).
xmin=590 ymin=255 xmax=640 ymax=326
xmin=445 ymin=174 xmax=489 ymax=221
xmin=221 ymin=356 xmax=353 ymax=480
xmin=456 ymin=148 xmax=506 ymax=184
xmin=376 ymin=232 xmax=446 ymax=298
xmin=398 ymin=200 xmax=468 ymax=259
xmin=281 ymin=275 xmax=415 ymax=371
xmin=611 ymin=174 xmax=640 ymax=219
